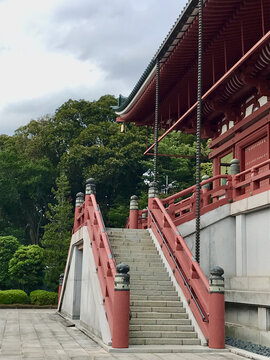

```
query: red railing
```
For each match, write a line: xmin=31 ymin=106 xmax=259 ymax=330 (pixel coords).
xmin=233 ymin=159 xmax=270 ymax=201
xmin=73 ymin=194 xmax=116 ymax=334
xmin=126 ymin=209 xmax=148 ymax=229
xmin=73 ymin=193 xmax=129 ymax=348
xmin=147 ymin=198 xmax=211 ymax=340
xmin=161 ymin=175 xmax=232 ymax=226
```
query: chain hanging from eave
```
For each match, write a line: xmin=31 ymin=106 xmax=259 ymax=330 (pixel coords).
xmin=154 ymin=58 xmax=160 ymax=183
xmin=195 ymin=0 xmax=203 ymax=264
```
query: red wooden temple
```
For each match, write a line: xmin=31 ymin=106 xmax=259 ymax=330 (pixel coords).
xmin=59 ymin=1 xmax=270 ymax=351
xmin=115 ymin=0 xmax=270 ymax=200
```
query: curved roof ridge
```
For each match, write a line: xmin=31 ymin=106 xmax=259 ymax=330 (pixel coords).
xmin=114 ymin=0 xmax=199 ymax=113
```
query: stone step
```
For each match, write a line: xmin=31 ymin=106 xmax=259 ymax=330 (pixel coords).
xmin=117 ymin=261 xmax=163 ymax=267
xmin=113 ymin=249 xmax=158 ymax=254
xmin=130 ymin=274 xmax=170 ymax=281
xmin=132 ymin=312 xmax=188 ymax=319
xmin=129 ymin=330 xmax=197 ymax=339
xmin=107 ymin=228 xmax=147 ymax=234
xmin=130 ymin=318 xmax=191 ymax=326
xmin=129 ymin=271 xmax=168 ymax=278
xmin=130 ymin=294 xmax=179 ymax=301
xmin=107 ymin=232 xmax=149 ymax=236
xmin=130 ymin=300 xmax=183 ymax=308
xmin=111 ymin=245 xmax=155 ymax=251
xmin=129 ymin=338 xmax=201 ymax=345
xmin=109 ymin=233 xmax=151 ymax=238
xmin=130 ymin=279 xmax=172 ymax=286
xmin=131 ymin=289 xmax=177 ymax=296
xmin=131 ymin=306 xmax=185 ymax=313
xmin=115 ymin=253 xmax=159 ymax=259
xmin=130 ymin=324 xmax=194 ymax=332
xmin=130 ymin=284 xmax=174 ymax=291
xmin=114 ymin=257 xmax=162 ymax=263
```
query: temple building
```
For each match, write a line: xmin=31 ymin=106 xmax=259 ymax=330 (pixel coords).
xmin=59 ymin=0 xmax=270 ymax=351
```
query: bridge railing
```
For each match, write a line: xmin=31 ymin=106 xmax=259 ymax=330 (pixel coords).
xmin=147 ymin=200 xmax=210 ymax=331
xmin=72 ymin=182 xmax=130 ymax=348
xmin=233 ymin=158 xmax=270 ymax=200
xmin=147 ymin=183 xmax=225 ymax=348
xmin=161 ymin=175 xmax=232 ymax=226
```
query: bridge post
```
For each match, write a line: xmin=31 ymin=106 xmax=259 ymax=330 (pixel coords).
xmin=230 ymin=158 xmax=240 ymax=175
xmin=73 ymin=192 xmax=84 ymax=230
xmin=129 ymin=195 xmax=139 ymax=229
xmin=112 ymin=263 xmax=130 ymax=348
xmin=201 ymin=175 xmax=210 ymax=207
xmin=148 ymin=181 xmax=159 ymax=226
xmin=85 ymin=178 xmax=96 ymax=195
xmin=230 ymin=159 xmax=240 ymax=200
xmin=209 ymin=266 xmax=225 ymax=349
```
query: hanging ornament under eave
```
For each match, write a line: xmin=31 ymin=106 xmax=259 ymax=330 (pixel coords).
xmin=120 ymin=124 xmax=127 ymax=133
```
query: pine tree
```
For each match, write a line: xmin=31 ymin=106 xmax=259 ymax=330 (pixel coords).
xmin=41 ymin=174 xmax=73 ymax=291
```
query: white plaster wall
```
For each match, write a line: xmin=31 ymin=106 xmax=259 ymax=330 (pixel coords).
xmin=178 ymin=204 xmax=236 ymax=278
xmin=61 ymin=245 xmax=76 ymax=318
xmin=59 ymin=226 xmax=111 ymax=345
xmin=79 ymin=227 xmax=111 ymax=345
xmin=245 ymin=208 xmax=270 ymax=276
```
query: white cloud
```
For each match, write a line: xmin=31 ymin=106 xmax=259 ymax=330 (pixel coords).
xmin=0 ymin=0 xmax=186 ymax=135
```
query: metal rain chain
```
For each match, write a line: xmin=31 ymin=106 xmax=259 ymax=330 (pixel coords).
xmin=195 ymin=0 xmax=203 ymax=264
xmin=154 ymin=58 xmax=160 ymax=183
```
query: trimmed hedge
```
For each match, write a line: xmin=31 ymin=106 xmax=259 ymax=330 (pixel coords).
xmin=30 ymin=290 xmax=58 ymax=305
xmin=0 ymin=290 xmax=29 ymax=304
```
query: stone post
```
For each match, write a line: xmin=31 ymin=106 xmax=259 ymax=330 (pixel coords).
xmin=201 ymin=175 xmax=210 ymax=207
xmin=85 ymin=178 xmax=96 ymax=196
xmin=75 ymin=192 xmax=85 ymax=207
xmin=129 ymin=195 xmax=139 ymax=229
xmin=148 ymin=181 xmax=159 ymax=227
xmin=208 ymin=266 xmax=225 ymax=349
xmin=112 ymin=263 xmax=130 ymax=348
xmin=74 ymin=192 xmax=84 ymax=230
xmin=230 ymin=159 xmax=240 ymax=200
xmin=230 ymin=159 xmax=240 ymax=175
xmin=58 ymin=273 xmax=64 ymax=303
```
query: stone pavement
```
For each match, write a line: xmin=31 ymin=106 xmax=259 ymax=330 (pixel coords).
xmin=0 ymin=309 xmax=246 ymax=360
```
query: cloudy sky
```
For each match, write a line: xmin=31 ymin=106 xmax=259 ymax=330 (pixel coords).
xmin=0 ymin=0 xmax=187 ymax=135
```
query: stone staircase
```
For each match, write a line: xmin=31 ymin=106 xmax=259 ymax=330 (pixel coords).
xmin=107 ymin=228 xmax=201 ymax=346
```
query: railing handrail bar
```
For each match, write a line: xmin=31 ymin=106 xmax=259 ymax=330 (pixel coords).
xmin=147 ymin=207 xmax=207 ymax=321
xmin=155 ymin=198 xmax=209 ymax=290
xmin=163 ymin=174 xmax=231 ymax=203
xmin=90 ymin=194 xmax=117 ymax=271
xmin=234 ymin=158 xmax=270 ymax=178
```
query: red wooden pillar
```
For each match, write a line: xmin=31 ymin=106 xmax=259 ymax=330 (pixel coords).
xmin=208 ymin=266 xmax=225 ymax=349
xmin=112 ymin=264 xmax=130 ymax=348
xmin=129 ymin=195 xmax=139 ymax=229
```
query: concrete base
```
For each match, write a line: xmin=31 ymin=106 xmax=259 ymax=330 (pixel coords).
xmin=178 ymin=192 xmax=270 ymax=347
xmin=58 ymin=226 xmax=112 ymax=346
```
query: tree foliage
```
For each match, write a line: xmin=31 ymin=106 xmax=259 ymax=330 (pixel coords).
xmin=41 ymin=174 xmax=73 ymax=291
xmin=0 ymin=94 xmax=213 ymax=291
xmin=0 ymin=236 xmax=20 ymax=289
xmin=9 ymin=245 xmax=44 ymax=293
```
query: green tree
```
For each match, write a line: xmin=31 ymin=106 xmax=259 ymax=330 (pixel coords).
xmin=0 ymin=236 xmax=20 ymax=289
xmin=41 ymin=174 xmax=73 ymax=291
xmin=9 ymin=245 xmax=44 ymax=293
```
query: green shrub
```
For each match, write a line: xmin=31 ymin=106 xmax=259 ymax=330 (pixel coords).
xmin=30 ymin=290 xmax=58 ymax=305
xmin=0 ymin=289 xmax=29 ymax=304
